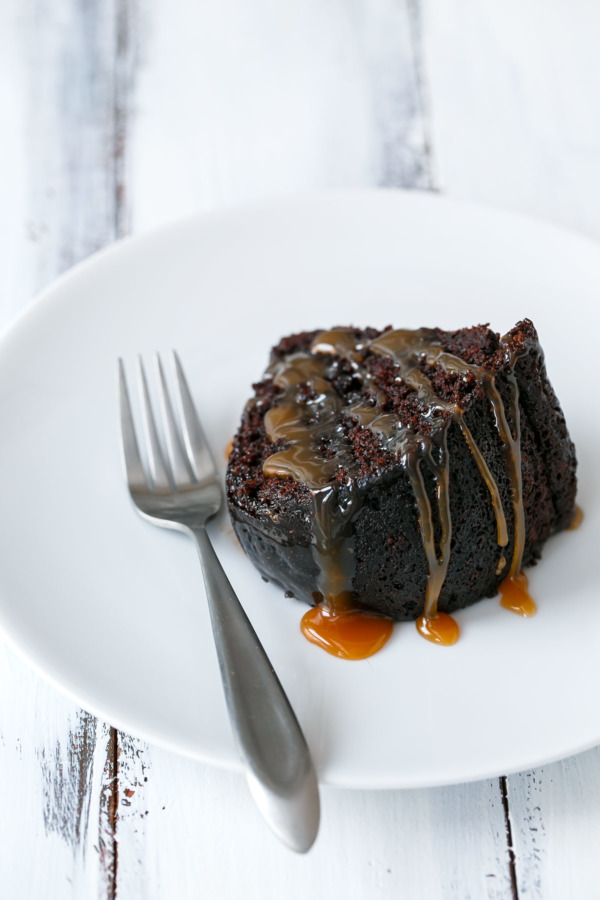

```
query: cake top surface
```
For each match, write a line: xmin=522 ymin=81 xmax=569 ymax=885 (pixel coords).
xmin=227 ymin=318 xmax=540 ymax=513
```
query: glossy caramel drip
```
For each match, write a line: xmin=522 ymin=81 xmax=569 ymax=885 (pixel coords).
xmin=260 ymin=326 xmax=530 ymax=656
xmin=301 ymin=603 xmax=393 ymax=660
xmin=568 ymin=504 xmax=583 ymax=531
xmin=309 ymin=490 xmax=358 ymax=608
xmin=500 ymin=571 xmax=536 ymax=617
xmin=457 ymin=413 xmax=508 ymax=551
xmin=372 ymin=335 xmax=522 ymax=575
xmin=262 ymin=347 xmax=360 ymax=612
xmin=407 ymin=445 xmax=452 ymax=619
xmin=485 ymin=374 xmax=524 ymax=578
xmin=311 ymin=329 xmax=365 ymax=365
xmin=367 ymin=329 xmax=518 ymax=620
xmin=263 ymin=355 xmax=349 ymax=486
xmin=341 ymin=331 xmax=456 ymax=622
xmin=347 ymin=385 xmax=453 ymax=616
xmin=416 ymin=612 xmax=460 ymax=646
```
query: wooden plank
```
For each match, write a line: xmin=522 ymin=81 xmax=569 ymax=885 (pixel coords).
xmin=422 ymin=0 xmax=600 ymax=238
xmin=114 ymin=2 xmax=514 ymax=897
xmin=0 ymin=644 xmax=115 ymax=898
xmin=128 ymin=0 xmax=435 ymax=234
xmin=118 ymin=751 xmax=515 ymax=900
xmin=506 ymin=748 xmax=600 ymax=900
xmin=0 ymin=0 xmax=132 ymax=895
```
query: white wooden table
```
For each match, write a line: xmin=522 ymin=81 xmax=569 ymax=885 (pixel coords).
xmin=2 ymin=2 xmax=600 ymax=897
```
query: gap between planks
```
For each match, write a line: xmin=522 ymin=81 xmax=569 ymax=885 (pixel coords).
xmin=106 ymin=0 xmax=138 ymax=891
xmin=500 ymin=775 xmax=519 ymax=900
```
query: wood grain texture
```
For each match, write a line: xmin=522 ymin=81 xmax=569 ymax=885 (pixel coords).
xmin=0 ymin=644 xmax=114 ymax=898
xmin=116 ymin=750 xmax=514 ymax=900
xmin=0 ymin=0 xmax=135 ymax=896
xmin=507 ymin=748 xmax=600 ymax=900
xmin=129 ymin=0 xmax=435 ymax=233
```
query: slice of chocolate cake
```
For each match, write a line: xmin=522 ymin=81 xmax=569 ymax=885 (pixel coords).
xmin=226 ymin=320 xmax=577 ymax=655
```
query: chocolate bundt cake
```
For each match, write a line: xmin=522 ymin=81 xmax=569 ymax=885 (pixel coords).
xmin=226 ymin=320 xmax=577 ymax=655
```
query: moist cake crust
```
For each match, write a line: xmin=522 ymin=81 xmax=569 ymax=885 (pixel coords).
xmin=226 ymin=320 xmax=577 ymax=621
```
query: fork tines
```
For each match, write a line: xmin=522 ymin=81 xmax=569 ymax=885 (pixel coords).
xmin=118 ymin=352 xmax=216 ymax=494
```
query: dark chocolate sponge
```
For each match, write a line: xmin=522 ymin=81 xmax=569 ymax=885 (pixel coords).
xmin=226 ymin=320 xmax=577 ymax=620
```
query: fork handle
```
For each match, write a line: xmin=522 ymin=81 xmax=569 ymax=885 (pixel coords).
xmin=190 ymin=525 xmax=320 ymax=853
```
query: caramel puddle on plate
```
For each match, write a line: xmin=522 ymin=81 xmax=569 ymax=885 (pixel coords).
xmin=416 ymin=612 xmax=460 ymax=646
xmin=498 ymin=504 xmax=582 ymax=617
xmin=567 ymin=504 xmax=584 ymax=531
xmin=500 ymin=571 xmax=536 ymax=617
xmin=301 ymin=604 xmax=393 ymax=660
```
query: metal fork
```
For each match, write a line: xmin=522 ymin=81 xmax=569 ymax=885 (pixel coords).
xmin=118 ymin=352 xmax=320 ymax=852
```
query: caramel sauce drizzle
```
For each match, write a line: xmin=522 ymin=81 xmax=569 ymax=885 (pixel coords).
xmin=499 ymin=571 xmax=536 ymax=617
xmin=261 ymin=326 xmax=534 ymax=655
xmin=456 ymin=413 xmax=508 ymax=552
xmin=263 ymin=355 xmax=362 ymax=651
xmin=263 ymin=356 xmax=350 ymax=486
xmin=406 ymin=449 xmax=452 ymax=621
xmin=484 ymin=374 xmax=525 ymax=579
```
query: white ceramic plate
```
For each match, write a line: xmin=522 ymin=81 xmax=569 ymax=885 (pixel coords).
xmin=0 ymin=191 xmax=597 ymax=788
